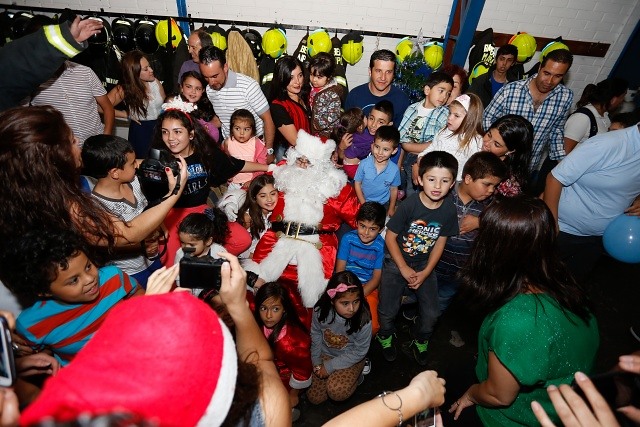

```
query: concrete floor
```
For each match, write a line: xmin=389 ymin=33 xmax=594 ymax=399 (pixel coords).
xmin=294 ymin=255 xmax=640 ymax=426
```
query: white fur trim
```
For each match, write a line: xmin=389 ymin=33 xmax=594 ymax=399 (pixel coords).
xmin=197 ymin=318 xmax=238 ymax=427
xmin=290 ymin=374 xmax=312 ymax=389
xmin=217 ymin=188 xmax=247 ymax=222
xmin=289 ymin=130 xmax=336 ymax=163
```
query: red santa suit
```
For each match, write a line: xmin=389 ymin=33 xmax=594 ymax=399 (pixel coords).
xmin=263 ymin=324 xmax=313 ymax=391
xmin=252 ymin=130 xmax=360 ymax=324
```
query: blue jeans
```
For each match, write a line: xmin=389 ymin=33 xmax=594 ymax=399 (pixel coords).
xmin=401 ymin=153 xmax=422 ymax=198
xmin=436 ymin=272 xmax=459 ymax=313
xmin=378 ymin=258 xmax=440 ymax=340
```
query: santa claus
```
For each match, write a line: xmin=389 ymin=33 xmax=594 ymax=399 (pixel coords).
xmin=251 ymin=130 xmax=360 ymax=324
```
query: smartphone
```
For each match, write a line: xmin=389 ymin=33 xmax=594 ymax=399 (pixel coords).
xmin=412 ymin=407 xmax=436 ymax=427
xmin=572 ymin=371 xmax=640 ymax=409
xmin=0 ymin=317 xmax=16 ymax=387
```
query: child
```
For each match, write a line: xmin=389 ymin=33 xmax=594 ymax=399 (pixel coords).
xmin=341 ymin=101 xmax=394 ymax=180
xmin=223 ymin=109 xmax=267 ymax=190
xmin=435 ymin=152 xmax=506 ymax=313
xmin=81 ymin=134 xmax=161 ymax=288
xmin=416 ymin=93 xmax=484 ymax=182
xmin=376 ymin=151 xmax=459 ymax=366
xmin=237 ymin=174 xmax=278 ymax=259
xmin=2 ymin=228 xmax=142 ymax=366
xmin=309 ymin=52 xmax=343 ymax=139
xmin=353 ymin=126 xmax=401 ymax=217
xmin=254 ymin=282 xmax=312 ymax=419
xmin=336 ymin=202 xmax=386 ymax=336
xmin=331 ymin=108 xmax=365 ymax=173
xmin=308 ymin=271 xmax=372 ymax=405
xmin=174 ymin=208 xmax=228 ymax=277
xmin=481 ymin=114 xmax=533 ymax=196
xmin=399 ymin=71 xmax=454 ymax=196
xmin=175 ymin=71 xmax=219 ymax=142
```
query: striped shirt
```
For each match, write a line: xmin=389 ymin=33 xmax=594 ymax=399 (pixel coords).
xmin=483 ymin=75 xmax=573 ymax=171
xmin=16 ymin=266 xmax=138 ymax=366
xmin=337 ymin=230 xmax=385 ymax=283
xmin=206 ymin=70 xmax=269 ymax=139
xmin=28 ymin=61 xmax=106 ymax=143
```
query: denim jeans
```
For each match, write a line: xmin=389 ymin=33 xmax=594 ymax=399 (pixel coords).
xmin=378 ymin=257 xmax=440 ymax=340
xmin=400 ymin=153 xmax=422 ymax=198
xmin=436 ymin=272 xmax=459 ymax=313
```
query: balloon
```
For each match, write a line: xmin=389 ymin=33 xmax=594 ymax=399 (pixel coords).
xmin=602 ymin=214 xmax=640 ymax=263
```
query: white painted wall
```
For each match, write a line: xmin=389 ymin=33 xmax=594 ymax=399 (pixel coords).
xmin=15 ymin=0 xmax=639 ymax=102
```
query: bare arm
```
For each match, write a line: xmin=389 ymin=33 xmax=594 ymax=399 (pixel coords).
xmin=277 ymin=124 xmax=299 ymax=147
xmin=388 ymin=186 xmax=398 ymax=217
xmin=335 ymin=259 xmax=347 ymax=272
xmin=402 ymin=141 xmax=431 ymax=154
xmin=107 ymin=86 xmax=128 ymax=120
xmin=354 ymin=181 xmax=366 ymax=204
xmin=542 ymin=172 xmax=563 ymax=230
xmin=96 ymin=94 xmax=114 ymax=134
xmin=363 ymin=269 xmax=382 ymax=296
xmin=413 ymin=236 xmax=446 ymax=289
xmin=260 ymin=110 xmax=276 ymax=163
xmin=563 ymin=137 xmax=579 ymax=155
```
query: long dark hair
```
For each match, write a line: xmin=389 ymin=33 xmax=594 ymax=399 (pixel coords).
xmin=576 ymin=77 xmax=628 ymax=112
xmin=120 ymin=50 xmax=150 ymax=118
xmin=0 ymin=106 xmax=115 ymax=248
xmin=458 ymin=195 xmax=592 ymax=322
xmin=237 ymin=175 xmax=276 ymax=239
xmin=178 ymin=207 xmax=229 ymax=245
xmin=253 ymin=282 xmax=308 ymax=346
xmin=488 ymin=114 xmax=533 ymax=191
xmin=314 ymin=271 xmax=371 ymax=334
xmin=268 ymin=56 xmax=309 ymax=106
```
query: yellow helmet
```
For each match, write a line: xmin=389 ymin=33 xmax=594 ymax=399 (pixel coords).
xmin=155 ymin=18 xmax=182 ymax=48
xmin=307 ymin=28 xmax=332 ymax=57
xmin=508 ymin=32 xmax=537 ymax=63
xmin=423 ymin=42 xmax=444 ymax=70
xmin=262 ymin=27 xmax=287 ymax=59
xmin=395 ymin=37 xmax=414 ymax=63
xmin=208 ymin=24 xmax=227 ymax=51
xmin=541 ymin=40 xmax=570 ymax=59
xmin=341 ymin=31 xmax=364 ymax=66
xmin=469 ymin=61 xmax=491 ymax=85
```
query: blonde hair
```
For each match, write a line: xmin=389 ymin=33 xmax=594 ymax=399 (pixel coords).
xmin=445 ymin=92 xmax=484 ymax=151
xmin=226 ymin=30 xmax=259 ymax=81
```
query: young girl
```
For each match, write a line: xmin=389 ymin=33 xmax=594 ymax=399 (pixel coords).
xmin=108 ymin=50 xmax=165 ymax=158
xmin=237 ymin=174 xmax=277 ymax=259
xmin=175 ymin=71 xmax=219 ymax=143
xmin=331 ymin=107 xmax=366 ymax=179
xmin=151 ymin=103 xmax=268 ymax=265
xmin=309 ymin=52 xmax=342 ymax=139
xmin=308 ymin=271 xmax=372 ymax=405
xmin=482 ymin=114 xmax=533 ymax=197
xmin=223 ymin=109 xmax=267 ymax=190
xmin=416 ymin=93 xmax=483 ymax=181
xmin=253 ymin=282 xmax=312 ymax=419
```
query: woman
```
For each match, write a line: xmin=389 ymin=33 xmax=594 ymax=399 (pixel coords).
xmin=450 ymin=196 xmax=599 ymax=426
xmin=108 ymin=50 xmax=165 ymax=158
xmin=442 ymin=64 xmax=469 ymax=106
xmin=268 ymin=57 xmax=311 ymax=159
xmin=564 ymin=77 xmax=628 ymax=153
xmin=0 ymin=106 xmax=187 ymax=251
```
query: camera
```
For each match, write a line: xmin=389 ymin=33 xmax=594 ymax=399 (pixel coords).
xmin=137 ymin=149 xmax=181 ymax=202
xmin=179 ymin=248 xmax=223 ymax=291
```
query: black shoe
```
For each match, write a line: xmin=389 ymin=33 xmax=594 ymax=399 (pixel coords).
xmin=376 ymin=333 xmax=397 ymax=362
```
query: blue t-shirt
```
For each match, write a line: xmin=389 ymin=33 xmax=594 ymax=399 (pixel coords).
xmin=354 ymin=156 xmax=401 ymax=204
xmin=337 ymin=230 xmax=385 ymax=283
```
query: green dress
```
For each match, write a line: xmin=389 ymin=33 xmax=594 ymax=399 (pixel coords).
xmin=476 ymin=293 xmax=599 ymax=426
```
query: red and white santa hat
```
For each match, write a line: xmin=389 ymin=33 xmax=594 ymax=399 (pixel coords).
xmin=287 ymin=129 xmax=336 ymax=165
xmin=21 ymin=292 xmax=237 ymax=427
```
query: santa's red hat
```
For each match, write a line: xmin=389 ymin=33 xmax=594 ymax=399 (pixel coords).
xmin=21 ymin=292 xmax=237 ymax=427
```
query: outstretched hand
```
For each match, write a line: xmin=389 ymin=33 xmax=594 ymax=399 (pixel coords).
xmin=145 ymin=265 xmax=180 ymax=295
xmin=69 ymin=16 xmax=103 ymax=44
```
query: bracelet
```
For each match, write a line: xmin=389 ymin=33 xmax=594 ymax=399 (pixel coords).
xmin=377 ymin=391 xmax=403 ymax=426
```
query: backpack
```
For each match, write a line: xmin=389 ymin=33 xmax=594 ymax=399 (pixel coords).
xmin=572 ymin=107 xmax=598 ymax=138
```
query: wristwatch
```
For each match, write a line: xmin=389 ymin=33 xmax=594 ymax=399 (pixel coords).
xmin=266 ymin=147 xmax=274 ymax=155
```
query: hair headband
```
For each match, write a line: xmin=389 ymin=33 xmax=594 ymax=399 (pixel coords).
xmin=454 ymin=94 xmax=471 ymax=112
xmin=327 ymin=283 xmax=357 ymax=299
xmin=162 ymin=97 xmax=197 ymax=123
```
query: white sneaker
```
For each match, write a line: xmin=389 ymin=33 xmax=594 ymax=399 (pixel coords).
xmin=362 ymin=357 xmax=372 ymax=375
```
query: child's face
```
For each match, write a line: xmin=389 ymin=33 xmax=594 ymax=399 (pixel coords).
xmin=180 ymin=76 xmax=204 ymax=103
xmin=357 ymin=219 xmax=381 ymax=245
xmin=367 ymin=109 xmax=392 ymax=136
xmin=371 ymin=138 xmax=398 ymax=164
xmin=461 ymin=174 xmax=501 ymax=201
xmin=333 ymin=291 xmax=361 ymax=319
xmin=115 ymin=152 xmax=137 ymax=183
xmin=47 ymin=251 xmax=100 ymax=304
xmin=259 ymin=296 xmax=284 ymax=329
xmin=231 ymin=119 xmax=254 ymax=144
xmin=482 ymin=128 xmax=510 ymax=159
xmin=418 ymin=167 xmax=455 ymax=203
xmin=446 ymin=103 xmax=467 ymax=132
xmin=162 ymin=118 xmax=194 ymax=157
xmin=310 ymin=71 xmax=328 ymax=89
xmin=179 ymin=232 xmax=213 ymax=258
xmin=424 ymin=82 xmax=453 ymax=108
xmin=255 ymin=183 xmax=278 ymax=214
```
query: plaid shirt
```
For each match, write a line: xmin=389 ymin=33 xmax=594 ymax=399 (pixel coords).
xmin=483 ymin=75 xmax=573 ymax=171
xmin=398 ymin=101 xmax=449 ymax=144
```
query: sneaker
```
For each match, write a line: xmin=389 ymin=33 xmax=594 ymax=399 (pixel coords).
xmin=376 ymin=334 xmax=397 ymax=362
xmin=402 ymin=307 xmax=417 ymax=322
xmin=411 ymin=339 xmax=429 ymax=366
xmin=362 ymin=358 xmax=372 ymax=375
xmin=631 ymin=325 xmax=640 ymax=343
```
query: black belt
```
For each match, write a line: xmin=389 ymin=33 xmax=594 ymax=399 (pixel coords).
xmin=271 ymin=221 xmax=331 ymax=237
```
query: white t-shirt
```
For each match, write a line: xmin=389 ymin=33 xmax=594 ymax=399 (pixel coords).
xmin=564 ymin=103 xmax=610 ymax=144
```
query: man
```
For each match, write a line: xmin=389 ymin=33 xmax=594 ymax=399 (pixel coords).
xmin=344 ymin=49 xmax=410 ymax=163
xmin=483 ymin=49 xmax=574 ymax=191
xmin=199 ymin=46 xmax=275 ymax=163
xmin=177 ymin=28 xmax=212 ymax=85
xmin=468 ymin=44 xmax=518 ymax=107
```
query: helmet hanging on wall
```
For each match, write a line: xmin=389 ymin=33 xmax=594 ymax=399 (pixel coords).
xmin=395 ymin=37 xmax=414 ymax=63
xmin=155 ymin=18 xmax=182 ymax=48
xmin=540 ymin=39 xmax=570 ymax=59
xmin=262 ymin=27 xmax=287 ymax=59
xmin=508 ymin=32 xmax=537 ymax=63
xmin=341 ymin=31 xmax=364 ymax=66
xmin=83 ymin=16 xmax=111 ymax=46
xmin=135 ymin=19 xmax=158 ymax=54
xmin=468 ymin=61 xmax=491 ymax=84
xmin=112 ymin=17 xmax=135 ymax=52
xmin=208 ymin=24 xmax=227 ymax=50
xmin=242 ymin=28 xmax=263 ymax=61
xmin=307 ymin=28 xmax=332 ymax=57
xmin=423 ymin=42 xmax=444 ymax=70
xmin=11 ymin=11 xmax=34 ymax=40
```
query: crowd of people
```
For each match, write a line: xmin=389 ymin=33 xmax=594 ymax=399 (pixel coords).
xmin=0 ymin=16 xmax=639 ymax=427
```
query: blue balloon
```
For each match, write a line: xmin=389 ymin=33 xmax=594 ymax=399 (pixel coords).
xmin=603 ymin=214 xmax=640 ymax=263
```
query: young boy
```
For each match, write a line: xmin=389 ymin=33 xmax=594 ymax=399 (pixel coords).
xmin=353 ymin=126 xmax=401 ymax=217
xmin=398 ymin=72 xmax=454 ymax=197
xmin=342 ymin=100 xmax=395 ymax=179
xmin=336 ymin=201 xmax=387 ymax=336
xmin=2 ymin=228 xmax=143 ymax=366
xmin=376 ymin=151 xmax=459 ymax=366
xmin=435 ymin=152 xmax=506 ymax=313
xmin=81 ymin=135 xmax=161 ymax=287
